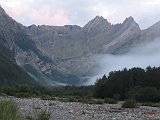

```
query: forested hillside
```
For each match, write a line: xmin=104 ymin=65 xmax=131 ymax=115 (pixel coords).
xmin=93 ymin=66 xmax=160 ymax=102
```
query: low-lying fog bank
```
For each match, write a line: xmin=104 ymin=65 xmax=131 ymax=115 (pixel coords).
xmin=86 ymin=39 xmax=160 ymax=85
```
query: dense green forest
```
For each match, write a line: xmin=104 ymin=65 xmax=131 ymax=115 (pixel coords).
xmin=93 ymin=66 xmax=160 ymax=102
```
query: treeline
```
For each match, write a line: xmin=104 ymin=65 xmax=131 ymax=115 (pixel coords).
xmin=0 ymin=85 xmax=92 ymax=98
xmin=1 ymin=66 xmax=160 ymax=103
xmin=93 ymin=66 xmax=160 ymax=102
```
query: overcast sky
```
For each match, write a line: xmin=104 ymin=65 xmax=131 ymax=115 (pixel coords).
xmin=1 ymin=0 xmax=160 ymax=29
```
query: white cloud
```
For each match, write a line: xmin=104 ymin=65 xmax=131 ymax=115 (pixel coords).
xmin=85 ymin=38 xmax=160 ymax=85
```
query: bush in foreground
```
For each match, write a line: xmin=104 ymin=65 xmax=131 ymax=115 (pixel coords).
xmin=26 ymin=109 xmax=51 ymax=120
xmin=37 ymin=109 xmax=51 ymax=120
xmin=122 ymin=99 xmax=137 ymax=108
xmin=0 ymin=100 xmax=23 ymax=120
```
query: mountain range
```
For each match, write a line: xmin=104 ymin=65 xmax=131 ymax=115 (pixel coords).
xmin=0 ymin=5 xmax=160 ymax=86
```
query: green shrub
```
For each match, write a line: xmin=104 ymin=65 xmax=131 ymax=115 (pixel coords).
xmin=18 ymin=85 xmax=30 ymax=93
xmin=40 ymin=95 xmax=56 ymax=101
xmin=122 ymin=99 xmax=136 ymax=108
xmin=84 ymin=99 xmax=96 ymax=104
xmin=15 ymin=92 xmax=31 ymax=98
xmin=104 ymin=98 xmax=117 ymax=104
xmin=37 ymin=109 xmax=51 ymax=120
xmin=2 ymin=86 xmax=17 ymax=96
xmin=79 ymin=98 xmax=104 ymax=104
xmin=0 ymin=100 xmax=23 ymax=120
xmin=141 ymin=102 xmax=160 ymax=107
xmin=95 ymin=99 xmax=104 ymax=104
xmin=57 ymin=97 xmax=69 ymax=102
xmin=26 ymin=109 xmax=51 ymax=120
xmin=68 ymin=97 xmax=76 ymax=102
xmin=57 ymin=96 xmax=79 ymax=102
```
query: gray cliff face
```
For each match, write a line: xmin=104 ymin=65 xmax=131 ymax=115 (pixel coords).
xmin=0 ymin=6 xmax=80 ymax=85
xmin=83 ymin=16 xmax=112 ymax=35
xmin=1 ymin=5 xmax=160 ymax=85
xmin=0 ymin=6 xmax=50 ymax=85
xmin=140 ymin=21 xmax=160 ymax=43
xmin=26 ymin=16 xmax=141 ymax=77
xmin=100 ymin=16 xmax=141 ymax=54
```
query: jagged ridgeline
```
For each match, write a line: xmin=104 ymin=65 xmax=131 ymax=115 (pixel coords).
xmin=1 ymin=4 xmax=160 ymax=86
xmin=0 ymin=5 xmax=80 ymax=85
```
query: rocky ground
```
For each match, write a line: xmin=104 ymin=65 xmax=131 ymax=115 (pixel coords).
xmin=1 ymin=96 xmax=160 ymax=120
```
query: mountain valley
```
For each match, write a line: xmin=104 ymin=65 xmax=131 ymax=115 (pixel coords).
xmin=0 ymin=5 xmax=160 ymax=85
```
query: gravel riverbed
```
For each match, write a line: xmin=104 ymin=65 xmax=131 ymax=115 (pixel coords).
xmin=0 ymin=96 xmax=160 ymax=120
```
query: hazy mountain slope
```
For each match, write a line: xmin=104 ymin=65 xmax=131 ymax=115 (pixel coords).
xmin=139 ymin=21 xmax=160 ymax=43
xmin=100 ymin=17 xmax=141 ymax=54
xmin=1 ymin=5 xmax=160 ymax=85
xmin=27 ymin=15 xmax=160 ymax=83
xmin=26 ymin=16 xmax=141 ymax=77
xmin=0 ymin=38 xmax=37 ymax=86
xmin=0 ymin=5 xmax=80 ymax=85
xmin=27 ymin=16 xmax=114 ymax=59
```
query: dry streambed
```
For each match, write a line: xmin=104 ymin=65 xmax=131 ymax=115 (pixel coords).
xmin=0 ymin=96 xmax=160 ymax=120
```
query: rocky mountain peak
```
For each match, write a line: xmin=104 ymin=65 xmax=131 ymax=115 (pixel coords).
xmin=121 ymin=16 xmax=140 ymax=31
xmin=28 ymin=24 xmax=37 ymax=28
xmin=0 ymin=5 xmax=5 ymax=13
xmin=28 ymin=24 xmax=37 ymax=31
xmin=84 ymin=16 xmax=112 ymax=32
xmin=0 ymin=5 xmax=8 ymax=17
xmin=123 ymin=16 xmax=135 ymax=24
xmin=93 ymin=16 xmax=107 ymax=22
xmin=85 ymin=16 xmax=111 ymax=27
xmin=0 ymin=5 xmax=24 ymax=32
